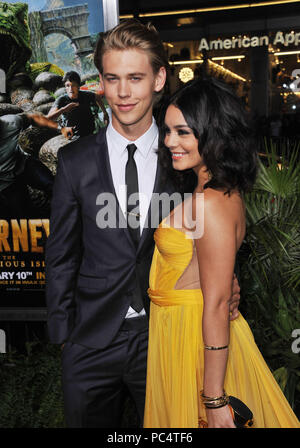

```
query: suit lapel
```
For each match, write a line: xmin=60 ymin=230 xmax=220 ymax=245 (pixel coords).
xmin=94 ymin=130 xmax=136 ymax=250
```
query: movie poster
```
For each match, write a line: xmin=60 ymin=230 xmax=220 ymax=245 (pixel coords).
xmin=0 ymin=0 xmax=111 ymax=309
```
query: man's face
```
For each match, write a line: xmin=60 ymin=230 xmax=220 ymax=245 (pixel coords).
xmin=65 ymin=80 xmax=80 ymax=100
xmin=99 ymin=48 xmax=166 ymax=137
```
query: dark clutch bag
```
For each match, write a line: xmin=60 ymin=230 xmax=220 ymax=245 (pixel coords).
xmin=228 ymin=396 xmax=254 ymax=428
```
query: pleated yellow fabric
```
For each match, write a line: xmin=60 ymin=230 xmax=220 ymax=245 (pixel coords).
xmin=143 ymin=225 xmax=300 ymax=428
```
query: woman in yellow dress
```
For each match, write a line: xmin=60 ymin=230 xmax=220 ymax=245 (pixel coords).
xmin=144 ymin=77 xmax=300 ymax=428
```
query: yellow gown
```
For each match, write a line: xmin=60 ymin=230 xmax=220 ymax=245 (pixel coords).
xmin=143 ymin=223 xmax=300 ymax=428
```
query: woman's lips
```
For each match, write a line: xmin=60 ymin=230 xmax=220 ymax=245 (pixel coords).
xmin=171 ymin=152 xmax=187 ymax=160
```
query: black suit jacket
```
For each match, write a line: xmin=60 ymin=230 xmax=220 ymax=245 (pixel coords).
xmin=45 ymin=128 xmax=175 ymax=349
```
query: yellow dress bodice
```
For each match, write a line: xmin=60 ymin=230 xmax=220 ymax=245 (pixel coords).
xmin=148 ymin=223 xmax=203 ymax=307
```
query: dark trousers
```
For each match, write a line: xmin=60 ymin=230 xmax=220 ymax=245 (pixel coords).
xmin=61 ymin=316 xmax=148 ymax=428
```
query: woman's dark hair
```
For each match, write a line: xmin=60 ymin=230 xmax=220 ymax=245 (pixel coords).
xmin=62 ymin=71 xmax=81 ymax=86
xmin=158 ymin=77 xmax=257 ymax=195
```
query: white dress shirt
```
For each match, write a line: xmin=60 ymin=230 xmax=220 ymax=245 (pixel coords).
xmin=106 ymin=118 xmax=158 ymax=318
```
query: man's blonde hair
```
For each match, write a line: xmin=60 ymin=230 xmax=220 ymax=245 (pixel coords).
xmin=94 ymin=19 xmax=169 ymax=75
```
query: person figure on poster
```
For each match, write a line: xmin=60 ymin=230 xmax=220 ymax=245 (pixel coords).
xmin=47 ymin=71 xmax=109 ymax=139
xmin=0 ymin=112 xmax=73 ymax=218
xmin=45 ymin=20 xmax=241 ymax=428
xmin=143 ymin=77 xmax=300 ymax=428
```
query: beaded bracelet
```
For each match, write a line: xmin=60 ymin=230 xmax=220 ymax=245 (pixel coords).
xmin=204 ymin=344 xmax=229 ymax=350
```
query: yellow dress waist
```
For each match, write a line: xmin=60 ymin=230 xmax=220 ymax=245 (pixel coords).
xmin=147 ymin=287 xmax=203 ymax=307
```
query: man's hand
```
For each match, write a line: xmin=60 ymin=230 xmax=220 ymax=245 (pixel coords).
xmin=229 ymin=274 xmax=241 ymax=321
xmin=61 ymin=126 xmax=74 ymax=140
xmin=63 ymin=102 xmax=79 ymax=113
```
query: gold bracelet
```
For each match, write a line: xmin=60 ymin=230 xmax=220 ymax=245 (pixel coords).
xmin=204 ymin=344 xmax=229 ymax=350
xmin=204 ymin=397 xmax=229 ymax=409
xmin=201 ymin=390 xmax=226 ymax=401
xmin=200 ymin=390 xmax=229 ymax=409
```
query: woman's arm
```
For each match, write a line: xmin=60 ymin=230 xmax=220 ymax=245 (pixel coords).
xmin=194 ymin=189 xmax=237 ymax=427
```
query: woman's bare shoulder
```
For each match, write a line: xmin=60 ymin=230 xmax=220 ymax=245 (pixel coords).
xmin=203 ymin=187 xmax=243 ymax=206
xmin=199 ymin=188 xmax=244 ymax=223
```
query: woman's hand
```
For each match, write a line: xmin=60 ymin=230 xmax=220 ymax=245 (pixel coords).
xmin=229 ymin=274 xmax=240 ymax=321
xmin=206 ymin=405 xmax=236 ymax=428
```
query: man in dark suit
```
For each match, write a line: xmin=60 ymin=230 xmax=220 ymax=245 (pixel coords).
xmin=46 ymin=19 xmax=241 ymax=428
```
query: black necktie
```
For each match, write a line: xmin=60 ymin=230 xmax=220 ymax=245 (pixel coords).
xmin=125 ymin=143 xmax=140 ymax=248
xmin=125 ymin=143 xmax=143 ymax=313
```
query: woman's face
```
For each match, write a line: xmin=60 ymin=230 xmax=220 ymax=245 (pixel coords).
xmin=164 ymin=104 xmax=204 ymax=173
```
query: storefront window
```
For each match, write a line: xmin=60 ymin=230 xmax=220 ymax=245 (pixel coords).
xmin=165 ymin=29 xmax=300 ymax=134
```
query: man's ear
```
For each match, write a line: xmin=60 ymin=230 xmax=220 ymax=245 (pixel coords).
xmin=154 ymin=66 xmax=167 ymax=93
xmin=98 ymin=72 xmax=104 ymax=92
